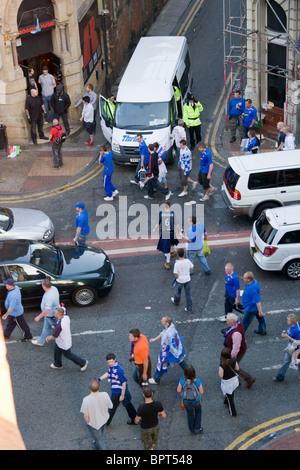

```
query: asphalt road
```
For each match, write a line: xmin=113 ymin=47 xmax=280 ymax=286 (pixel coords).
xmin=4 ymin=0 xmax=300 ymax=454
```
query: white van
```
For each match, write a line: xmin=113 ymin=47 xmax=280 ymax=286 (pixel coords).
xmin=221 ymin=150 xmax=300 ymax=220
xmin=99 ymin=36 xmax=193 ymax=165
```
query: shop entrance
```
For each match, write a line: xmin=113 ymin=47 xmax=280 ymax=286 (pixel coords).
xmin=19 ymin=52 xmax=62 ymax=94
xmin=17 ymin=0 xmax=62 ymax=93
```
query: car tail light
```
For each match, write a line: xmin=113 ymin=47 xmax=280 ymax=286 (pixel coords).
xmin=232 ymin=189 xmax=241 ymax=200
xmin=264 ymin=246 xmax=278 ymax=257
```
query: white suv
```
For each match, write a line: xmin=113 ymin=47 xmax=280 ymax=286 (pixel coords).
xmin=250 ymin=205 xmax=300 ymax=279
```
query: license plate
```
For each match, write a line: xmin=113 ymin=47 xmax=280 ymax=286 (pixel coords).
xmin=130 ymin=158 xmax=140 ymax=163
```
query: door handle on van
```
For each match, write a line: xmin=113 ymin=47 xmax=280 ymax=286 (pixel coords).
xmin=280 ymin=190 xmax=286 ymax=193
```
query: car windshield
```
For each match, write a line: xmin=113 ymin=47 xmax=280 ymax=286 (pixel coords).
xmin=0 ymin=207 xmax=13 ymax=231
xmin=29 ymin=242 xmax=62 ymax=275
xmin=115 ymin=102 xmax=170 ymax=130
xmin=255 ymin=213 xmax=278 ymax=244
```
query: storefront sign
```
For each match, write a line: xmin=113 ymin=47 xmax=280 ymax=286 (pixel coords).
xmin=79 ymin=1 xmax=102 ymax=83
xmin=18 ymin=19 xmax=55 ymax=37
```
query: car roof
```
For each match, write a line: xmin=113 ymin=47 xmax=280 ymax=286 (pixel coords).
xmin=117 ymin=36 xmax=187 ymax=102
xmin=0 ymin=240 xmax=31 ymax=263
xmin=228 ymin=149 xmax=300 ymax=173
xmin=266 ymin=204 xmax=300 ymax=228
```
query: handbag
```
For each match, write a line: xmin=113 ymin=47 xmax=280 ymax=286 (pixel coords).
xmin=203 ymin=240 xmax=211 ymax=257
xmin=284 ymin=342 xmax=298 ymax=356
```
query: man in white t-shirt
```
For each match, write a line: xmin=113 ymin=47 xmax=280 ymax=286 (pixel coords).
xmin=80 ymin=379 xmax=113 ymax=450
xmin=171 ymin=248 xmax=193 ymax=313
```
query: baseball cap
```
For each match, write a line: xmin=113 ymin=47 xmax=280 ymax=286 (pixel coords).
xmin=74 ymin=202 xmax=85 ymax=209
xmin=4 ymin=278 xmax=15 ymax=286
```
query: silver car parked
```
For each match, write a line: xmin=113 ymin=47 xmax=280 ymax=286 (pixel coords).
xmin=0 ymin=207 xmax=55 ymax=243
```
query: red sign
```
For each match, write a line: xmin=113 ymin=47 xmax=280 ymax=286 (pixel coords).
xmin=18 ymin=20 xmax=55 ymax=36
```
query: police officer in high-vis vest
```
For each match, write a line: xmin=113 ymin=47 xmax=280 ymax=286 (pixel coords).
xmin=183 ymin=93 xmax=203 ymax=150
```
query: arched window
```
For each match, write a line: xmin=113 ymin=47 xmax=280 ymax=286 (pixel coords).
xmin=267 ymin=0 xmax=286 ymax=32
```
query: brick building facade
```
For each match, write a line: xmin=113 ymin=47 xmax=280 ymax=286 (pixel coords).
xmin=0 ymin=0 xmax=167 ymax=146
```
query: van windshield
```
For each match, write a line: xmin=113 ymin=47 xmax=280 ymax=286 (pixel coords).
xmin=255 ymin=213 xmax=278 ymax=244
xmin=115 ymin=102 xmax=170 ymax=130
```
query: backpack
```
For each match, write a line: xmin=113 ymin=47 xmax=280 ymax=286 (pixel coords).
xmin=182 ymin=380 xmax=199 ymax=402
xmin=53 ymin=125 xmax=67 ymax=144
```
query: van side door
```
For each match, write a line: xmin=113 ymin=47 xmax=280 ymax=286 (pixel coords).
xmin=99 ymin=95 xmax=113 ymax=142
xmin=277 ymin=168 xmax=300 ymax=205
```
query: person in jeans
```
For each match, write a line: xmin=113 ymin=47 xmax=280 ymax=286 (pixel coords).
xmin=80 ymin=378 xmax=113 ymax=450
xmin=184 ymin=216 xmax=211 ymax=275
xmin=171 ymin=248 xmax=193 ymax=313
xmin=38 ymin=66 xmax=55 ymax=123
xmin=149 ymin=316 xmax=187 ymax=385
xmin=135 ymin=386 xmax=166 ymax=450
xmin=49 ymin=118 xmax=65 ymax=168
xmin=98 ymin=353 xmax=137 ymax=425
xmin=177 ymin=365 xmax=204 ymax=434
xmin=73 ymin=202 xmax=90 ymax=247
xmin=32 ymin=279 xmax=60 ymax=346
xmin=218 ymin=263 xmax=241 ymax=322
xmin=274 ymin=314 xmax=300 ymax=382
xmin=241 ymin=272 xmax=266 ymax=335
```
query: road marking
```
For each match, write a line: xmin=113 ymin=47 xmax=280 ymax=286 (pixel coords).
xmin=177 ymin=0 xmax=205 ymax=37
xmin=226 ymin=412 xmax=300 ymax=450
xmin=0 ymin=164 xmax=104 ymax=204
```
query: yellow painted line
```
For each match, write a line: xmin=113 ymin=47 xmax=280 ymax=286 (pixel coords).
xmin=0 ymin=165 xmax=104 ymax=204
xmin=226 ymin=412 xmax=300 ymax=450
xmin=177 ymin=0 xmax=205 ymax=37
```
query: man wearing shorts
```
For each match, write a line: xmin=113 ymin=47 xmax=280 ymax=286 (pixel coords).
xmin=197 ymin=142 xmax=216 ymax=202
xmin=135 ymin=386 xmax=166 ymax=450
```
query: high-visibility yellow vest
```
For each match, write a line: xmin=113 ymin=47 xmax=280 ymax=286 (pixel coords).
xmin=183 ymin=101 xmax=203 ymax=126
xmin=173 ymin=86 xmax=181 ymax=101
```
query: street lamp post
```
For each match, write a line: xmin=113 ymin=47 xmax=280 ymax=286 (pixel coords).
xmin=99 ymin=9 xmax=111 ymax=96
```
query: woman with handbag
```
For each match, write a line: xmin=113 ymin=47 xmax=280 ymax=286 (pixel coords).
xmin=219 ymin=348 xmax=240 ymax=417
xmin=177 ymin=365 xmax=204 ymax=434
xmin=273 ymin=314 xmax=300 ymax=382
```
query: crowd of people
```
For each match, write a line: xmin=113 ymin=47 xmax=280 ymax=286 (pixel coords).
xmin=228 ymin=89 xmax=296 ymax=153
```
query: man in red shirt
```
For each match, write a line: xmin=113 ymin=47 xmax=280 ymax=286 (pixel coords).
xmin=49 ymin=118 xmax=65 ymax=169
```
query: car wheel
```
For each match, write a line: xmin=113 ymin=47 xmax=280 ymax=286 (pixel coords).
xmin=72 ymin=286 xmax=97 ymax=307
xmin=253 ymin=202 xmax=279 ymax=220
xmin=283 ymin=259 xmax=300 ymax=280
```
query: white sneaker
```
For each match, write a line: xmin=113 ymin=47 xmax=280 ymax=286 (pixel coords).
xmin=144 ymin=195 xmax=153 ymax=199
xmin=209 ymin=186 xmax=217 ymax=195
xmin=217 ymin=315 xmax=227 ymax=322
xmin=149 ymin=378 xmax=159 ymax=385
xmin=192 ymin=181 xmax=198 ymax=190
xmin=50 ymin=363 xmax=63 ymax=369
xmin=165 ymin=191 xmax=172 ymax=201
xmin=104 ymin=196 xmax=114 ymax=201
xmin=112 ymin=190 xmax=119 ymax=197
xmin=130 ymin=180 xmax=139 ymax=185
xmin=200 ymin=194 xmax=210 ymax=202
xmin=178 ymin=191 xmax=188 ymax=197
xmin=80 ymin=360 xmax=89 ymax=372
xmin=31 ymin=339 xmax=44 ymax=347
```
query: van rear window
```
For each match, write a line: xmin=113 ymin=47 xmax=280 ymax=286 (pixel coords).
xmin=223 ymin=165 xmax=239 ymax=191
xmin=248 ymin=171 xmax=278 ymax=190
xmin=255 ymin=213 xmax=278 ymax=244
